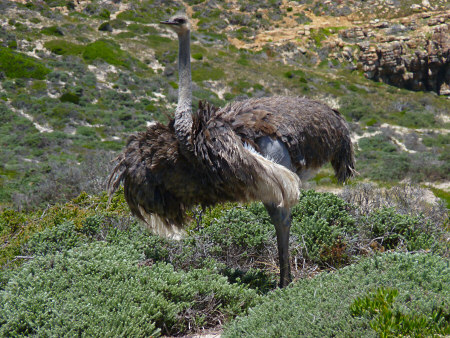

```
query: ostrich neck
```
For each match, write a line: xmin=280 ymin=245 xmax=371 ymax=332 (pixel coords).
xmin=174 ymin=31 xmax=192 ymax=150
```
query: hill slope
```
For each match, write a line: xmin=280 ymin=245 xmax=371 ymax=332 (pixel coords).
xmin=0 ymin=0 xmax=449 ymax=209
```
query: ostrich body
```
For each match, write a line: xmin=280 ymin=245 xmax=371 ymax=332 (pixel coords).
xmin=108 ymin=15 xmax=356 ymax=287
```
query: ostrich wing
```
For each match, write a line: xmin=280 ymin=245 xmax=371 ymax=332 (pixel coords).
xmin=221 ymin=96 xmax=355 ymax=182
xmin=192 ymin=101 xmax=300 ymax=209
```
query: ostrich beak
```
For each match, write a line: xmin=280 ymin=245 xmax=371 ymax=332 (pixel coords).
xmin=160 ymin=20 xmax=176 ymax=25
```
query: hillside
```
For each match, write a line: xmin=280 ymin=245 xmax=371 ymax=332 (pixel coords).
xmin=0 ymin=0 xmax=449 ymax=336
xmin=0 ymin=0 xmax=449 ymax=209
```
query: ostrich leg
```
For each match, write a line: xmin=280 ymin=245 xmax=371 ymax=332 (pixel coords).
xmin=265 ymin=203 xmax=292 ymax=287
xmin=257 ymin=136 xmax=295 ymax=287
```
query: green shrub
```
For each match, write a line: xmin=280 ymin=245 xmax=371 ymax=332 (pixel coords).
xmin=291 ymin=190 xmax=355 ymax=265
xmin=0 ymin=242 xmax=260 ymax=336
xmin=340 ymin=95 xmax=380 ymax=121
xmin=7 ymin=40 xmax=17 ymax=49
xmin=224 ymin=253 xmax=449 ymax=337
xmin=60 ymin=92 xmax=80 ymax=104
xmin=361 ymin=207 xmax=441 ymax=251
xmin=391 ymin=110 xmax=436 ymax=129
xmin=351 ymin=287 xmax=449 ymax=337
xmin=192 ymin=52 xmax=203 ymax=60
xmin=358 ymin=134 xmax=396 ymax=153
xmin=422 ymin=134 xmax=450 ymax=148
xmin=26 ymin=221 xmax=82 ymax=255
xmin=41 ymin=25 xmax=64 ymax=36
xmin=98 ymin=8 xmax=110 ymax=20
xmin=76 ymin=126 xmax=98 ymax=138
xmin=198 ymin=203 xmax=273 ymax=250
xmin=110 ymin=19 xmax=127 ymax=29
xmin=0 ymin=209 xmax=26 ymax=236
xmin=126 ymin=23 xmax=158 ymax=34
xmin=82 ymin=39 xmax=129 ymax=68
xmin=357 ymin=134 xmax=414 ymax=181
xmin=0 ymin=47 xmax=50 ymax=79
xmin=98 ymin=21 xmax=112 ymax=32
xmin=310 ymin=27 xmax=333 ymax=47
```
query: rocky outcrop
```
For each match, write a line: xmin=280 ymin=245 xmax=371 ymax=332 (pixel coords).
xmin=355 ymin=20 xmax=449 ymax=95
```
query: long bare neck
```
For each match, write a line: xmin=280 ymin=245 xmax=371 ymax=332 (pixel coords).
xmin=174 ymin=30 xmax=192 ymax=149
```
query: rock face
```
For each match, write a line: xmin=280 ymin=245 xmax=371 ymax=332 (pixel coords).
xmin=356 ymin=21 xmax=450 ymax=95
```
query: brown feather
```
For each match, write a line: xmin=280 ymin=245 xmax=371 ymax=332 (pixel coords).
xmin=221 ymin=96 xmax=356 ymax=182
xmin=108 ymin=96 xmax=355 ymax=237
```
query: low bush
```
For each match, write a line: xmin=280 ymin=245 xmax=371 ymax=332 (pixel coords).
xmin=356 ymin=134 xmax=414 ymax=181
xmin=0 ymin=242 xmax=260 ymax=336
xmin=40 ymin=25 xmax=64 ymax=36
xmin=26 ymin=221 xmax=82 ymax=255
xmin=351 ymin=287 xmax=449 ymax=337
xmin=224 ymin=253 xmax=449 ymax=337
xmin=342 ymin=184 xmax=448 ymax=253
xmin=44 ymin=40 xmax=84 ymax=56
xmin=0 ymin=47 xmax=50 ymax=79
xmin=59 ymin=92 xmax=80 ymax=104
xmin=82 ymin=39 xmax=131 ymax=68
xmin=291 ymin=190 xmax=355 ymax=265
xmin=1 ymin=186 xmax=447 ymax=336
xmin=0 ymin=211 xmax=260 ymax=336
xmin=361 ymin=207 xmax=442 ymax=251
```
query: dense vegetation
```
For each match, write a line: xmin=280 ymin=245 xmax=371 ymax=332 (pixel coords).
xmin=225 ymin=253 xmax=449 ymax=337
xmin=0 ymin=0 xmax=449 ymax=336
xmin=0 ymin=186 xmax=448 ymax=336
xmin=0 ymin=0 xmax=449 ymax=209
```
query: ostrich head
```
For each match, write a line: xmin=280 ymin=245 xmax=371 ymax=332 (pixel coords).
xmin=160 ymin=14 xmax=190 ymax=35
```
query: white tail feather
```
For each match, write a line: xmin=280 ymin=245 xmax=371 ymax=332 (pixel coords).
xmin=246 ymin=150 xmax=300 ymax=209
xmin=138 ymin=206 xmax=186 ymax=240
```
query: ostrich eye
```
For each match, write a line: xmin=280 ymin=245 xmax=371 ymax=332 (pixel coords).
xmin=175 ymin=18 xmax=186 ymax=24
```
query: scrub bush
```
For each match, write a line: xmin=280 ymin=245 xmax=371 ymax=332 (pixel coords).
xmin=0 ymin=47 xmax=50 ymax=79
xmin=0 ymin=235 xmax=260 ymax=337
xmin=26 ymin=221 xmax=82 ymax=255
xmin=361 ymin=207 xmax=441 ymax=251
xmin=83 ymin=39 xmax=131 ymax=68
xmin=224 ymin=253 xmax=449 ymax=337
xmin=291 ymin=190 xmax=355 ymax=265
xmin=351 ymin=287 xmax=449 ymax=337
xmin=44 ymin=40 xmax=84 ymax=56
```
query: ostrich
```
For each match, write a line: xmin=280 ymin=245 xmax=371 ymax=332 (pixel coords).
xmin=108 ymin=14 xmax=356 ymax=287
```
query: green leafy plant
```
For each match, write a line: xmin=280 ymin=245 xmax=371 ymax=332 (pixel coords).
xmin=351 ymin=287 xmax=449 ymax=337
xmin=291 ymin=190 xmax=355 ymax=265
xmin=361 ymin=207 xmax=441 ymax=251
xmin=224 ymin=253 xmax=449 ymax=337
xmin=0 ymin=231 xmax=260 ymax=336
xmin=41 ymin=25 xmax=64 ymax=36
xmin=0 ymin=47 xmax=50 ymax=79
xmin=82 ymin=39 xmax=130 ymax=68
